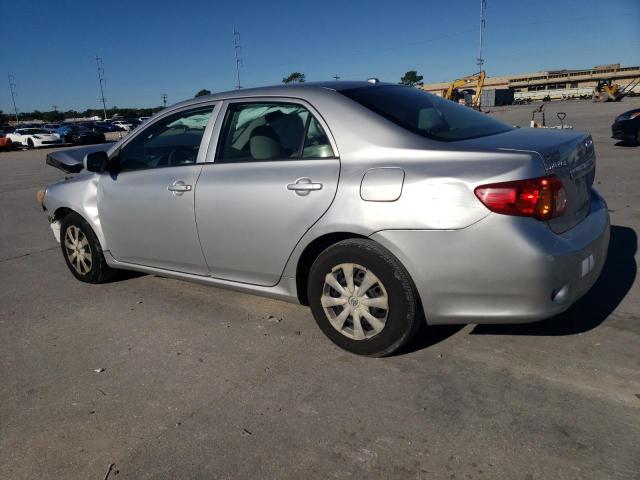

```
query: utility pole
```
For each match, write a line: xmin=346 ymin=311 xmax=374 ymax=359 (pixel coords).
xmin=333 ymin=74 xmax=340 ymax=81
xmin=477 ymin=0 xmax=486 ymax=109
xmin=161 ymin=94 xmax=167 ymax=108
xmin=477 ymin=0 xmax=486 ymax=72
xmin=95 ymin=55 xmax=108 ymax=120
xmin=7 ymin=74 xmax=19 ymax=123
xmin=233 ymin=28 xmax=242 ymax=89
xmin=52 ymin=105 xmax=59 ymax=112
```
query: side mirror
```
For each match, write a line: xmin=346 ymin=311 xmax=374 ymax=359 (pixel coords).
xmin=85 ymin=151 xmax=109 ymax=173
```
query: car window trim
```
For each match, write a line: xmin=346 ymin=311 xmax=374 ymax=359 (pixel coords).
xmin=107 ymin=100 xmax=220 ymax=161
xmin=109 ymin=103 xmax=220 ymax=174
xmin=205 ymin=96 xmax=339 ymax=164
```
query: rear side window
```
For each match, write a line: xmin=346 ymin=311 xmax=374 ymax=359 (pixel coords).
xmin=216 ymin=102 xmax=335 ymax=163
xmin=340 ymin=85 xmax=512 ymax=141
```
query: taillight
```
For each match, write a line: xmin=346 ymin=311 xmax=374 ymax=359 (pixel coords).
xmin=474 ymin=175 xmax=567 ymax=220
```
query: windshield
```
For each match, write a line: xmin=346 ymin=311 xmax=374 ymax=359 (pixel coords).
xmin=340 ymin=85 xmax=513 ymax=142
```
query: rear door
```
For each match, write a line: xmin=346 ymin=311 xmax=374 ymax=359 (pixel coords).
xmin=195 ymin=99 xmax=340 ymax=286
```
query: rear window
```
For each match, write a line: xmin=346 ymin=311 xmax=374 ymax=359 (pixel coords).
xmin=340 ymin=85 xmax=512 ymax=142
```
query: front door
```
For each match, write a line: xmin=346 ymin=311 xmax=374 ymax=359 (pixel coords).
xmin=99 ymin=105 xmax=217 ymax=274
xmin=195 ymin=100 xmax=340 ymax=286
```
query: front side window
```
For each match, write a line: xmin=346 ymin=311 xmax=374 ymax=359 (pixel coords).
xmin=340 ymin=85 xmax=513 ymax=142
xmin=118 ymin=107 xmax=214 ymax=172
xmin=216 ymin=102 xmax=334 ymax=162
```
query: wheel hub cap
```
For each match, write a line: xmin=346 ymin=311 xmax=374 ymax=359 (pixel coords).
xmin=321 ymin=263 xmax=389 ymax=341
xmin=64 ymin=225 xmax=92 ymax=275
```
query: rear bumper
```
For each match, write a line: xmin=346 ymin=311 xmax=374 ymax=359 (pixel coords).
xmin=371 ymin=190 xmax=610 ymax=325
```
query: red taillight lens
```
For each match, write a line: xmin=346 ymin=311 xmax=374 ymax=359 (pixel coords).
xmin=474 ymin=175 xmax=566 ymax=220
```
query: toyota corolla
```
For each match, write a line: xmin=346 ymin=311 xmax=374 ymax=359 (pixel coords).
xmin=39 ymin=81 xmax=609 ymax=356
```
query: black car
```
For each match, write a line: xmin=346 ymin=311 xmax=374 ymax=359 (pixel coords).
xmin=611 ymin=108 xmax=640 ymax=145
xmin=58 ymin=125 xmax=106 ymax=145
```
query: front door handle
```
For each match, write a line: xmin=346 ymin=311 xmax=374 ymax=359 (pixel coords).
xmin=168 ymin=181 xmax=192 ymax=195
xmin=287 ymin=177 xmax=323 ymax=196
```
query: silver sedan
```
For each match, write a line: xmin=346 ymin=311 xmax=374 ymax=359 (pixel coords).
xmin=40 ymin=81 xmax=610 ymax=356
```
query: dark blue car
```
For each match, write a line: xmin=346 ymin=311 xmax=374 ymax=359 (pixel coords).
xmin=611 ymin=108 xmax=640 ymax=145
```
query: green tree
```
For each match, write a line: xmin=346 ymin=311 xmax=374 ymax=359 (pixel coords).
xmin=282 ymin=72 xmax=305 ymax=84
xmin=399 ymin=70 xmax=424 ymax=87
xmin=195 ymin=89 xmax=212 ymax=97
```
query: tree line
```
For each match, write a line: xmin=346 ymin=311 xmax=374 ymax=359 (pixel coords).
xmin=0 ymin=107 xmax=164 ymax=124
xmin=1 ymin=70 xmax=425 ymax=123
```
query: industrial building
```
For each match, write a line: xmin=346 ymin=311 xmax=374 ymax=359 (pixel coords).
xmin=421 ymin=63 xmax=640 ymax=103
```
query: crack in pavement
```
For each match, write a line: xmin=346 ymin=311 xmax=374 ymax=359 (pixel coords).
xmin=0 ymin=246 xmax=59 ymax=263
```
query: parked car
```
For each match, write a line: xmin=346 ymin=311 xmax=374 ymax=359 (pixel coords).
xmin=111 ymin=120 xmax=133 ymax=131
xmin=6 ymin=127 xmax=63 ymax=148
xmin=611 ymin=107 xmax=640 ymax=144
xmin=40 ymin=82 xmax=609 ymax=356
xmin=93 ymin=121 xmax=117 ymax=133
xmin=56 ymin=125 xmax=105 ymax=145
xmin=0 ymin=130 xmax=12 ymax=151
xmin=125 ymin=118 xmax=142 ymax=130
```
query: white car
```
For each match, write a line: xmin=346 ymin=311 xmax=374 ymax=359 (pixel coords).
xmin=112 ymin=120 xmax=133 ymax=131
xmin=6 ymin=128 xmax=63 ymax=149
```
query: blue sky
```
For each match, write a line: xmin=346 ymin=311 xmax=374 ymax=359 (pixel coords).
xmin=1 ymin=0 xmax=639 ymax=112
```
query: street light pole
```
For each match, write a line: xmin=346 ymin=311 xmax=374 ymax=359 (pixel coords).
xmin=161 ymin=94 xmax=167 ymax=108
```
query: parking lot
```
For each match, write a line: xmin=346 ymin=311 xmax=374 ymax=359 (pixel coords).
xmin=1 ymin=99 xmax=639 ymax=479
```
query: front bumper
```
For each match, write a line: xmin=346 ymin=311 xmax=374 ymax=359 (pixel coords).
xmin=371 ymin=190 xmax=610 ymax=325
xmin=611 ymin=122 xmax=637 ymax=141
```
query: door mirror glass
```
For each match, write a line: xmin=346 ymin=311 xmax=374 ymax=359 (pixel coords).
xmin=85 ymin=151 xmax=109 ymax=173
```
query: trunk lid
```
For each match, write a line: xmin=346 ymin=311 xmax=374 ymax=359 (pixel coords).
xmin=456 ymin=128 xmax=595 ymax=233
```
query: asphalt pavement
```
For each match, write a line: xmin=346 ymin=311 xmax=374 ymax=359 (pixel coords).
xmin=1 ymin=98 xmax=639 ymax=479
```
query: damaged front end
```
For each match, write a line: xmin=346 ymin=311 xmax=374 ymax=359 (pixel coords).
xmin=45 ymin=143 xmax=115 ymax=173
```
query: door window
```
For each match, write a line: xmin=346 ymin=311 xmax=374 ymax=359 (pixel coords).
xmin=118 ymin=107 xmax=214 ymax=172
xmin=216 ymin=102 xmax=334 ymax=162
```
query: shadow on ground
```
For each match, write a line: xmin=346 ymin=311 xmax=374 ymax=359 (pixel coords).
xmin=471 ymin=225 xmax=637 ymax=336
xmin=614 ymin=141 xmax=639 ymax=147
xmin=398 ymin=225 xmax=636 ymax=354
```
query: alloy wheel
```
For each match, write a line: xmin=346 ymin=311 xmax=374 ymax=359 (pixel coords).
xmin=321 ymin=263 xmax=389 ymax=340
xmin=64 ymin=225 xmax=92 ymax=275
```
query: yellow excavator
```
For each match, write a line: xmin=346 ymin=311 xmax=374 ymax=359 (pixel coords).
xmin=443 ymin=71 xmax=486 ymax=108
xmin=593 ymin=77 xmax=640 ymax=102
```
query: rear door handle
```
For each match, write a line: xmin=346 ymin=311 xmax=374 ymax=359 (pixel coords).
xmin=287 ymin=177 xmax=323 ymax=196
xmin=168 ymin=181 xmax=192 ymax=195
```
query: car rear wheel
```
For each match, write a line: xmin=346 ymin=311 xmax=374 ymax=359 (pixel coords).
xmin=60 ymin=212 xmax=117 ymax=283
xmin=308 ymin=239 xmax=422 ymax=357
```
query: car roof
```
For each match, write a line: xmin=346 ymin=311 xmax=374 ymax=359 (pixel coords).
xmin=166 ymin=81 xmax=388 ymax=111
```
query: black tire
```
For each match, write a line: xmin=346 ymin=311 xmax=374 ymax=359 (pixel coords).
xmin=60 ymin=212 xmax=117 ymax=283
xmin=308 ymin=239 xmax=423 ymax=357
xmin=27 ymin=138 xmax=34 ymax=149
xmin=636 ymin=127 xmax=640 ymax=145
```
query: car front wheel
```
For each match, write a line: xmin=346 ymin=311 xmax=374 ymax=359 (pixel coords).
xmin=60 ymin=212 xmax=117 ymax=283
xmin=308 ymin=239 xmax=422 ymax=357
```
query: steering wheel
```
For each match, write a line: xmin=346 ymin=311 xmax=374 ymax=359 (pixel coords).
xmin=167 ymin=146 xmax=195 ymax=166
